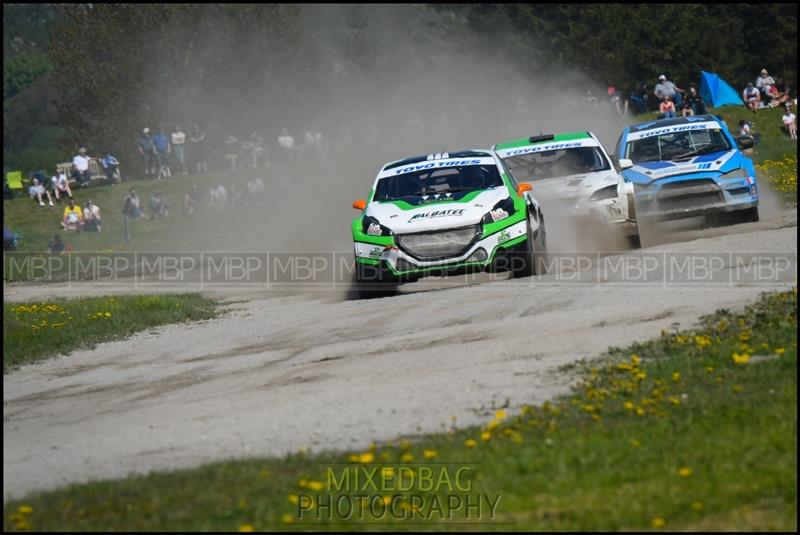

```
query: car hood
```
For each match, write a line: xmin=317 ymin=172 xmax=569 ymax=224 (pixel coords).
xmin=366 ymin=187 xmax=510 ymax=234
xmin=528 ymin=170 xmax=619 ymax=200
xmin=622 ymin=150 xmax=741 ymax=184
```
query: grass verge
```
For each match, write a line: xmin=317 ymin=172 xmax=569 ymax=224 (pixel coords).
xmin=3 ymin=293 xmax=218 ymax=372
xmin=3 ymin=289 xmax=796 ymax=531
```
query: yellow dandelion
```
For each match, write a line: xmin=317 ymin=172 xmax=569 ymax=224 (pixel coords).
xmin=238 ymin=524 xmax=255 ymax=532
xmin=298 ymin=477 xmax=307 ymax=487
xmin=465 ymin=438 xmax=477 ymax=449
xmin=635 ymin=372 xmax=646 ymax=381
xmin=630 ymin=354 xmax=641 ymax=365
xmin=358 ymin=452 xmax=374 ymax=464
xmin=624 ymin=401 xmax=635 ymax=411
xmin=677 ymin=467 xmax=693 ymax=478
xmin=307 ymin=480 xmax=324 ymax=492
xmin=706 ymin=366 xmax=715 ymax=374
xmin=671 ymin=372 xmax=681 ymax=382
xmin=732 ymin=352 xmax=750 ymax=365
xmin=401 ymin=452 xmax=414 ymax=463
xmin=281 ymin=514 xmax=294 ymax=524
xmin=495 ymin=409 xmax=508 ymax=420
xmin=481 ymin=431 xmax=492 ymax=441
xmin=631 ymin=439 xmax=641 ymax=448
xmin=691 ymin=501 xmax=704 ymax=511
xmin=775 ymin=348 xmax=785 ymax=355
xmin=18 ymin=505 xmax=33 ymax=515
xmin=423 ymin=449 xmax=437 ymax=459
xmin=635 ymin=407 xmax=645 ymax=416
xmin=381 ymin=467 xmax=395 ymax=479
xmin=288 ymin=494 xmax=299 ymax=505
xmin=651 ymin=516 xmax=666 ymax=528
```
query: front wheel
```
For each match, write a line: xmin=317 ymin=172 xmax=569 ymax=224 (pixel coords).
xmin=511 ymin=215 xmax=547 ymax=278
xmin=349 ymin=261 xmax=399 ymax=299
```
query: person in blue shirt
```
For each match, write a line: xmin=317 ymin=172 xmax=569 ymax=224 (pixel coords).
xmin=138 ymin=128 xmax=157 ymax=177
xmin=101 ymin=153 xmax=120 ymax=185
xmin=152 ymin=126 xmax=172 ymax=179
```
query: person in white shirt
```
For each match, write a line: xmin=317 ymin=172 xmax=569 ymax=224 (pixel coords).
xmin=171 ymin=125 xmax=187 ymax=175
xmin=755 ymin=68 xmax=775 ymax=98
xmin=29 ymin=178 xmax=54 ymax=207
xmin=83 ymin=199 xmax=102 ymax=232
xmin=278 ymin=127 xmax=295 ymax=160
xmin=72 ymin=147 xmax=92 ymax=187
xmin=782 ymin=105 xmax=797 ymax=140
xmin=51 ymin=166 xmax=73 ymax=200
xmin=209 ymin=182 xmax=228 ymax=211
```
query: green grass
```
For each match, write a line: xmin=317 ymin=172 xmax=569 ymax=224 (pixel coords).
xmin=4 ymin=289 xmax=796 ymax=531
xmin=3 ymin=293 xmax=218 ymax=372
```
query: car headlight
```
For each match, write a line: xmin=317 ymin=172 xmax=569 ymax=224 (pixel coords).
xmin=589 ymin=184 xmax=619 ymax=202
xmin=481 ymin=197 xmax=517 ymax=225
xmin=720 ymin=168 xmax=749 ymax=180
xmin=362 ymin=216 xmax=393 ymax=236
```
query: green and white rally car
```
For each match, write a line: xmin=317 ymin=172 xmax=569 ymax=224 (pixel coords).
xmin=493 ymin=133 xmax=640 ymax=247
xmin=351 ymin=150 xmax=548 ymax=297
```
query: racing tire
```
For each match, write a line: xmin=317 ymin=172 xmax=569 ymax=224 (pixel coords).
xmin=349 ymin=261 xmax=399 ymax=300
xmin=511 ymin=215 xmax=547 ymax=278
xmin=731 ymin=206 xmax=760 ymax=224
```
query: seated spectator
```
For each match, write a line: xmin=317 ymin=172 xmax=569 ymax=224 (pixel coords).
xmin=153 ymin=126 xmax=172 ymax=179
xmin=246 ymin=176 xmax=266 ymax=206
xmin=230 ymin=181 xmax=246 ymax=206
xmin=184 ymin=184 xmax=202 ymax=215
xmin=768 ymin=80 xmax=791 ymax=108
xmin=224 ymin=134 xmax=241 ymax=172
xmin=123 ymin=188 xmax=149 ymax=220
xmin=683 ymin=85 xmax=707 ymax=116
xmin=48 ymin=233 xmax=65 ymax=254
xmin=72 ymin=147 xmax=93 ymax=187
xmin=782 ymin=104 xmax=797 ymax=140
xmin=29 ymin=178 xmax=54 ymax=207
xmin=4 ymin=226 xmax=19 ymax=250
xmin=51 ymin=167 xmax=73 ymax=200
xmin=278 ymin=128 xmax=295 ymax=160
xmin=101 ymin=152 xmax=120 ymax=185
xmin=208 ymin=181 xmax=228 ymax=211
xmin=61 ymin=199 xmax=84 ymax=230
xmin=83 ymin=199 xmax=102 ymax=232
xmin=149 ymin=191 xmax=170 ymax=218
xmin=659 ymin=96 xmax=676 ymax=119
xmin=743 ymin=83 xmax=761 ymax=113
xmin=755 ymin=68 xmax=775 ymax=100
xmin=242 ymin=131 xmax=267 ymax=169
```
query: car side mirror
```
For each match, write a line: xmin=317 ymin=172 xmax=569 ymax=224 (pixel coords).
xmin=738 ymin=137 xmax=754 ymax=150
xmin=352 ymin=199 xmax=366 ymax=210
xmin=618 ymin=158 xmax=634 ymax=170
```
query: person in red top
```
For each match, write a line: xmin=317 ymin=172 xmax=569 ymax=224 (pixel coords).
xmin=659 ymin=96 xmax=676 ymax=118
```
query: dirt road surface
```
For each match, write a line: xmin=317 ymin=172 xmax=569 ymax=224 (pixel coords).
xmin=3 ymin=212 xmax=797 ymax=500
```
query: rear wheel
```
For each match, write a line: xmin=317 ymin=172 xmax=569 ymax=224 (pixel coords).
xmin=732 ymin=206 xmax=759 ymax=224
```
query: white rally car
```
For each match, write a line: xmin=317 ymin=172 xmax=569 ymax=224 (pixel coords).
xmin=351 ymin=150 xmax=548 ymax=297
xmin=493 ymin=132 xmax=640 ymax=247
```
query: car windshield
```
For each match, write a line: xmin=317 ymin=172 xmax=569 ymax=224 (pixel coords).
xmin=625 ymin=128 xmax=732 ymax=163
xmin=501 ymin=146 xmax=610 ymax=182
xmin=373 ymin=164 xmax=504 ymax=201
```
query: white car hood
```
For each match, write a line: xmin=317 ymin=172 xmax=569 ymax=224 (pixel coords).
xmin=530 ymin=170 xmax=619 ymax=201
xmin=366 ymin=188 xmax=510 ymax=234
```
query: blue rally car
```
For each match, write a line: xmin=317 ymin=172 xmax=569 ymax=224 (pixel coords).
xmin=614 ymin=114 xmax=759 ymax=226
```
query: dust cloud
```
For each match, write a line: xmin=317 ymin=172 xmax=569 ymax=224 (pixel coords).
xmin=153 ymin=4 xmax=630 ymax=256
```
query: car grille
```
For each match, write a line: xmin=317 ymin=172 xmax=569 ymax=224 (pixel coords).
xmin=397 ymin=226 xmax=479 ymax=260
xmin=655 ymin=179 xmax=723 ymax=212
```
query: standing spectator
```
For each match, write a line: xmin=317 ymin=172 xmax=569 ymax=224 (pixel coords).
xmin=242 ymin=130 xmax=267 ymax=169
xmin=625 ymin=83 xmax=649 ymax=115
xmin=755 ymin=68 xmax=775 ymax=100
xmin=208 ymin=181 xmax=228 ymax=211
xmin=138 ymin=128 xmax=157 ymax=177
xmin=654 ymin=74 xmax=685 ymax=108
xmin=659 ymin=96 xmax=676 ymax=119
xmin=743 ymin=82 xmax=761 ymax=113
xmin=171 ymin=125 xmax=188 ymax=175
xmin=189 ymin=123 xmax=208 ymax=175
xmin=149 ymin=191 xmax=170 ymax=218
xmin=304 ymin=128 xmax=327 ymax=162
xmin=29 ymin=178 xmax=54 ymax=207
xmin=61 ymin=198 xmax=83 ymax=230
xmin=684 ymin=85 xmax=707 ymax=116
xmin=153 ymin=126 xmax=172 ymax=179
xmin=123 ymin=188 xmax=148 ymax=243
xmin=183 ymin=184 xmax=202 ymax=215
xmin=51 ymin=166 xmax=73 ymax=200
xmin=223 ymin=134 xmax=241 ymax=172
xmin=72 ymin=147 xmax=93 ymax=187
xmin=83 ymin=199 xmax=102 ymax=232
xmin=607 ymin=86 xmax=623 ymax=116
xmin=101 ymin=152 xmax=120 ymax=185
xmin=4 ymin=226 xmax=19 ymax=250
xmin=48 ymin=234 xmax=65 ymax=254
xmin=278 ymin=127 xmax=295 ymax=160
xmin=246 ymin=177 xmax=266 ymax=207
xmin=782 ymin=104 xmax=797 ymax=140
